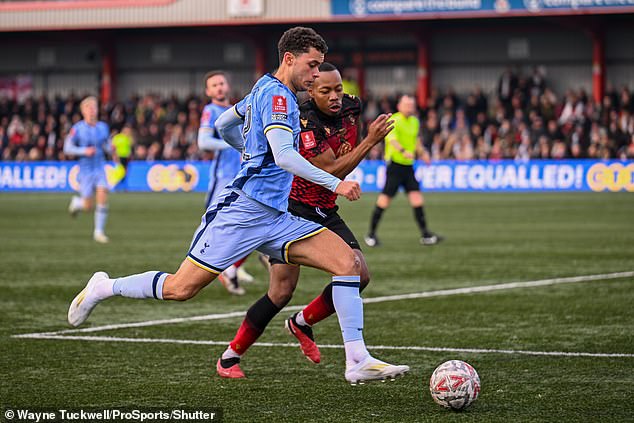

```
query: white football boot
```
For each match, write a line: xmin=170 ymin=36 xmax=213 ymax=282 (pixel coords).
xmin=93 ymin=232 xmax=110 ymax=244
xmin=68 ymin=196 xmax=82 ymax=218
xmin=345 ymin=356 xmax=410 ymax=385
xmin=67 ymin=271 xmax=111 ymax=327
xmin=236 ymin=266 xmax=255 ymax=284
xmin=218 ymin=271 xmax=245 ymax=296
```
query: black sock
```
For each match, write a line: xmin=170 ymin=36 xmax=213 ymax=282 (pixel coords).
xmin=320 ymin=282 xmax=335 ymax=314
xmin=220 ymin=357 xmax=241 ymax=367
xmin=413 ymin=206 xmax=428 ymax=235
xmin=246 ymin=294 xmax=282 ymax=332
xmin=369 ymin=206 xmax=385 ymax=236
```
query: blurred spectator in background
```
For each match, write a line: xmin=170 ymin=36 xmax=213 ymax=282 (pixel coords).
xmin=498 ymin=67 xmax=518 ymax=114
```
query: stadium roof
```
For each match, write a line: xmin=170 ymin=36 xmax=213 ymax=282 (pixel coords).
xmin=1 ymin=0 xmax=633 ymax=32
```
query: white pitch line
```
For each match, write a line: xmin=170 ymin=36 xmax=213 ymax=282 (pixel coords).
xmin=362 ymin=270 xmax=634 ymax=303
xmin=12 ymin=333 xmax=634 ymax=358
xmin=14 ymin=270 xmax=634 ymax=338
xmin=35 ymin=306 xmax=305 ymax=336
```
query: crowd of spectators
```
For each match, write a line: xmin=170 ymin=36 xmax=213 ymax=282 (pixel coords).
xmin=1 ymin=68 xmax=633 ymax=163
xmin=361 ymin=69 xmax=634 ymax=161
xmin=0 ymin=93 xmax=206 ymax=162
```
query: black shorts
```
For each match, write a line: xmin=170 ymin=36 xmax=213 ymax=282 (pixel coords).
xmin=269 ymin=199 xmax=361 ymax=266
xmin=381 ymin=162 xmax=420 ymax=197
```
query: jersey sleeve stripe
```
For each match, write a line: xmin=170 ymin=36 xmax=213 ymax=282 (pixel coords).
xmin=264 ymin=123 xmax=293 ymax=134
xmin=233 ymin=105 xmax=244 ymax=119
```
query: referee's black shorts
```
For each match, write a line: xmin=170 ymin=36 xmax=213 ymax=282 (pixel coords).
xmin=269 ymin=199 xmax=361 ymax=266
xmin=381 ymin=162 xmax=420 ymax=197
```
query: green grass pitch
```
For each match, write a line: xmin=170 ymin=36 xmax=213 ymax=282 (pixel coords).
xmin=1 ymin=191 xmax=633 ymax=422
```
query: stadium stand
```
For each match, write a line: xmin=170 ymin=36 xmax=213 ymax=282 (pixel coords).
xmin=1 ymin=75 xmax=633 ymax=162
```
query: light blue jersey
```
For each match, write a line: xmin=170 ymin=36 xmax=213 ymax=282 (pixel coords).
xmin=63 ymin=120 xmax=111 ymax=197
xmin=200 ymin=102 xmax=242 ymax=209
xmin=186 ymin=74 xmax=327 ymax=272
xmin=230 ymin=74 xmax=300 ymax=212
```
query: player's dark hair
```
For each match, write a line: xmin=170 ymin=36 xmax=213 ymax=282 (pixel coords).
xmin=318 ymin=62 xmax=338 ymax=72
xmin=80 ymin=95 xmax=98 ymax=108
xmin=203 ymin=70 xmax=226 ymax=86
xmin=277 ymin=27 xmax=328 ymax=64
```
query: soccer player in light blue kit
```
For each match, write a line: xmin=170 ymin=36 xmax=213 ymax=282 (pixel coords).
xmin=64 ymin=96 xmax=112 ymax=243
xmin=198 ymin=71 xmax=242 ymax=210
xmin=67 ymin=27 xmax=409 ymax=385
xmin=197 ymin=70 xmax=249 ymax=295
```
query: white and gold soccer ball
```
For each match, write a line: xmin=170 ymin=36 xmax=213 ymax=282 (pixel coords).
xmin=429 ymin=360 xmax=481 ymax=411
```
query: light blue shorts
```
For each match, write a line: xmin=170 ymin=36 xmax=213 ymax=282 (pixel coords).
xmin=206 ymin=176 xmax=233 ymax=210
xmin=78 ymin=168 xmax=108 ymax=198
xmin=187 ymin=188 xmax=325 ymax=274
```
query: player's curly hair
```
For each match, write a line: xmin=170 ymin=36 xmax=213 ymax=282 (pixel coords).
xmin=277 ymin=27 xmax=328 ymax=64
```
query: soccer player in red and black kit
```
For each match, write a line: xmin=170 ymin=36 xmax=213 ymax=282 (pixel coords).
xmin=217 ymin=62 xmax=398 ymax=379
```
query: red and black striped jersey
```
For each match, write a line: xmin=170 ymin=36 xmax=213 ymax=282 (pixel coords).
xmin=290 ymin=94 xmax=361 ymax=209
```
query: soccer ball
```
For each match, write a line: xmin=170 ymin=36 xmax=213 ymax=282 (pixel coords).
xmin=429 ymin=360 xmax=481 ymax=411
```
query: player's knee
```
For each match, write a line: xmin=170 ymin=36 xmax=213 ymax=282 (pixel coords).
xmin=333 ymin=250 xmax=360 ymax=276
xmin=409 ymin=192 xmax=423 ymax=207
xmin=377 ymin=195 xmax=391 ymax=209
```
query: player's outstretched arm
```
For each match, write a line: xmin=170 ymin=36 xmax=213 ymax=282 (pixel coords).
xmin=197 ymin=127 xmax=232 ymax=152
xmin=63 ymin=130 xmax=94 ymax=157
xmin=266 ymin=127 xmax=353 ymax=195
xmin=215 ymin=108 xmax=245 ymax=151
xmin=309 ymin=113 xmax=394 ymax=179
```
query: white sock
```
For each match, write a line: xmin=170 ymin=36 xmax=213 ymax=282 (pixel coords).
xmin=295 ymin=311 xmax=308 ymax=327
xmin=345 ymin=340 xmax=370 ymax=369
xmin=93 ymin=277 xmax=115 ymax=302
xmin=223 ymin=265 xmax=237 ymax=280
xmin=222 ymin=347 xmax=241 ymax=360
xmin=331 ymin=275 xmax=370 ymax=366
xmin=112 ymin=271 xmax=168 ymax=299
xmin=94 ymin=205 xmax=108 ymax=234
